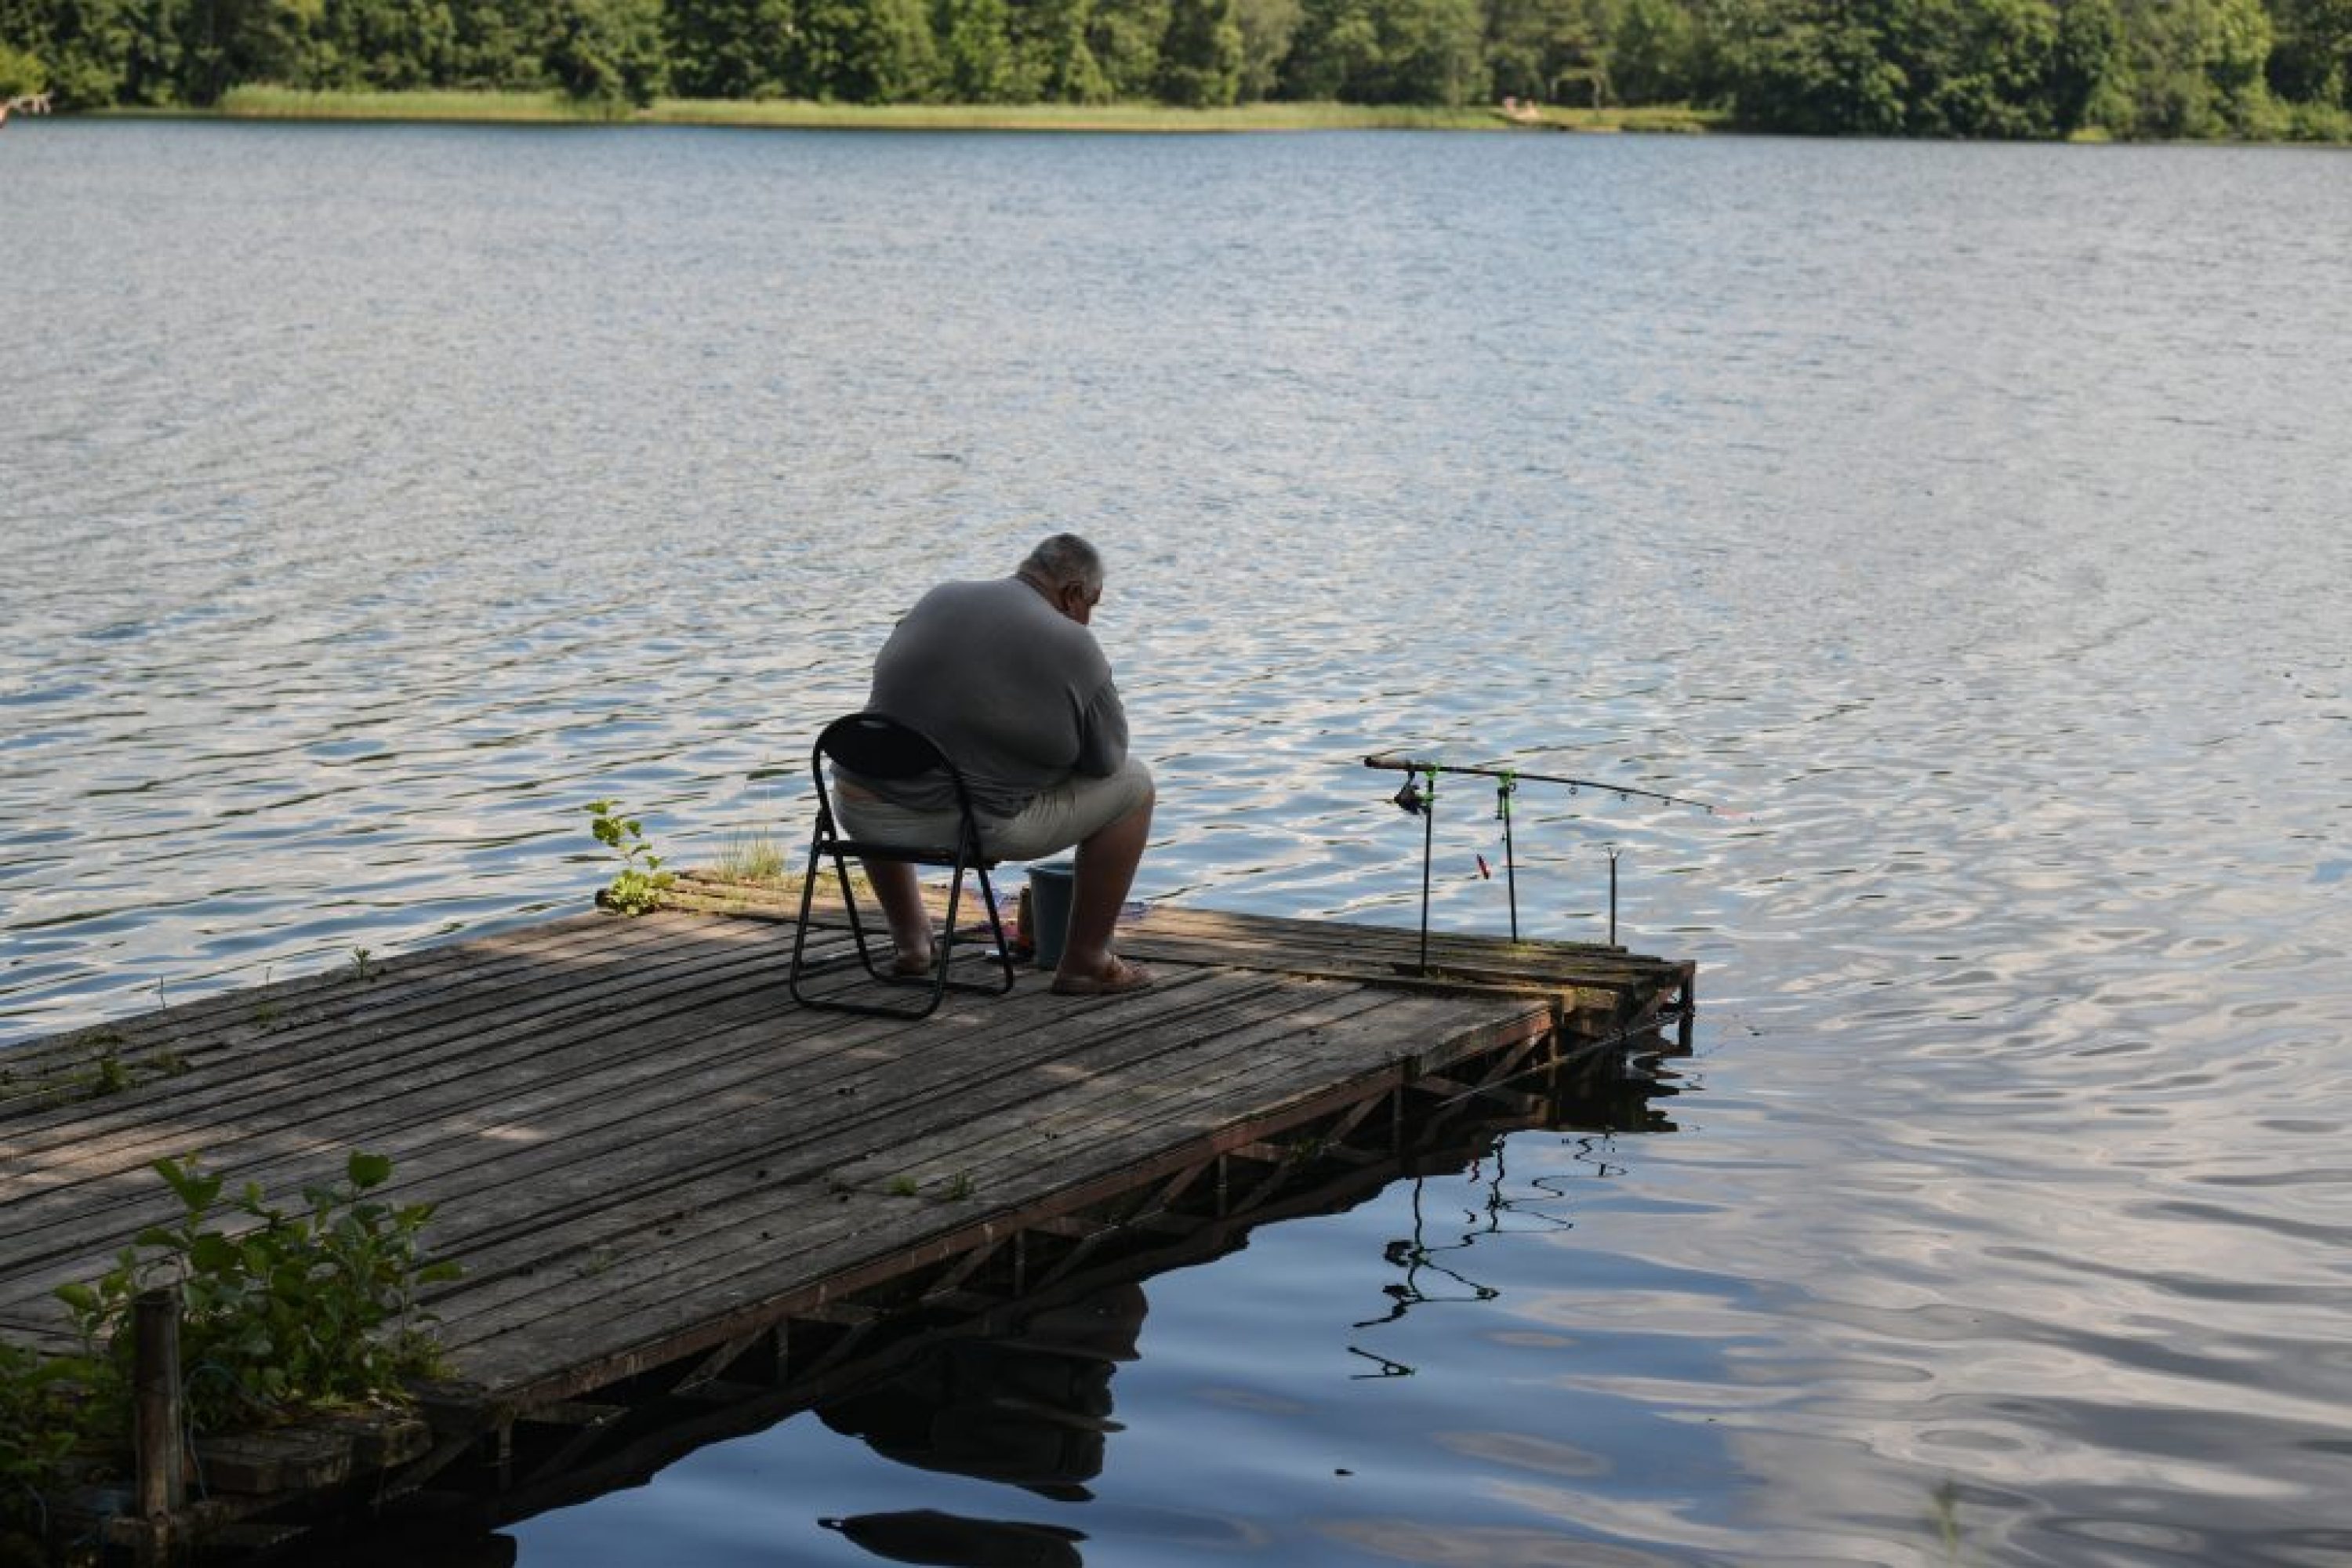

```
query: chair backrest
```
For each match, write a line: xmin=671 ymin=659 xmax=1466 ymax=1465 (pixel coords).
xmin=815 ymin=712 xmax=952 ymax=783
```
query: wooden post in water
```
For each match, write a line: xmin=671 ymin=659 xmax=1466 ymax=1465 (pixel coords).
xmin=132 ymin=1285 xmax=186 ymax=1559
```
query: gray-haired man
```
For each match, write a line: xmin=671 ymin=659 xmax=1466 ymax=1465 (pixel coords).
xmin=833 ymin=534 xmax=1156 ymax=996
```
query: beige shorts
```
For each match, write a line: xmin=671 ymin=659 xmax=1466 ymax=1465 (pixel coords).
xmin=834 ymin=757 xmax=1153 ymax=864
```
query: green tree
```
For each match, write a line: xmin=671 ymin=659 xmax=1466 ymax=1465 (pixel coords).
xmin=2110 ymin=0 xmax=2271 ymax=132
xmin=448 ymin=0 xmax=566 ymax=88
xmin=794 ymin=0 xmax=937 ymax=97
xmin=1232 ymin=0 xmax=1296 ymax=95
xmin=666 ymin=0 xmax=795 ymax=95
xmin=2047 ymin=0 xmax=2118 ymax=128
xmin=546 ymin=0 xmax=667 ymax=104
xmin=1280 ymin=0 xmax=1381 ymax=96
xmin=1487 ymin=0 xmax=1610 ymax=103
xmin=0 ymin=38 xmax=48 ymax=96
xmin=934 ymin=0 xmax=1016 ymax=94
xmin=315 ymin=0 xmax=462 ymax=89
xmin=2266 ymin=0 xmax=2352 ymax=103
xmin=1157 ymin=0 xmax=1240 ymax=97
xmin=1013 ymin=0 xmax=1109 ymax=97
xmin=1730 ymin=0 xmax=1907 ymax=132
xmin=1606 ymin=0 xmax=1700 ymax=102
xmin=1086 ymin=0 xmax=1166 ymax=94
xmin=1383 ymin=0 xmax=1485 ymax=100
xmin=177 ymin=0 xmax=320 ymax=102
xmin=14 ymin=0 xmax=139 ymax=105
xmin=1886 ymin=0 xmax=2063 ymax=136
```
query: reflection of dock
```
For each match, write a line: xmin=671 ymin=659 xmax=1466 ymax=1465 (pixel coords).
xmin=1 ymin=882 xmax=1690 ymax=1556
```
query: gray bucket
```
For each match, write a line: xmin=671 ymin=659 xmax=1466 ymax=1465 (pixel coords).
xmin=1026 ymin=861 xmax=1077 ymax=971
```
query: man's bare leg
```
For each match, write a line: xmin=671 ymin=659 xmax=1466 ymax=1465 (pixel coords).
xmin=860 ymin=858 xmax=936 ymax=971
xmin=1054 ymin=788 xmax=1155 ymax=989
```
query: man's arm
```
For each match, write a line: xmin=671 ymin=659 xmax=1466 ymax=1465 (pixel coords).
xmin=1072 ymin=681 xmax=1128 ymax=778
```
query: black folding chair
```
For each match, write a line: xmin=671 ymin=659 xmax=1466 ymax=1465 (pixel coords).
xmin=788 ymin=712 xmax=1018 ymax=1018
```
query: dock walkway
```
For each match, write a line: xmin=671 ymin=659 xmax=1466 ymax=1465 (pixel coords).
xmin=1 ymin=880 xmax=1690 ymax=1554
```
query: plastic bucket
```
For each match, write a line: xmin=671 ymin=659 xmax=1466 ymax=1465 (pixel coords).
xmin=1027 ymin=861 xmax=1077 ymax=971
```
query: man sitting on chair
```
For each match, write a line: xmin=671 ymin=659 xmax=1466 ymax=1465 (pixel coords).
xmin=831 ymin=533 xmax=1156 ymax=996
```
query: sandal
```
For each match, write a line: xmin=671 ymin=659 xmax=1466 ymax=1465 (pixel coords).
xmin=888 ymin=938 xmax=944 ymax=978
xmin=1050 ymin=957 xmax=1156 ymax=996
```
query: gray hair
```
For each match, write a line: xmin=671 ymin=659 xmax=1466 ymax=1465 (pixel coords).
xmin=1018 ymin=534 xmax=1103 ymax=594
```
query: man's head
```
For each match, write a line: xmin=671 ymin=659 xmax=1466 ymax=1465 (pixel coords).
xmin=1018 ymin=534 xmax=1105 ymax=626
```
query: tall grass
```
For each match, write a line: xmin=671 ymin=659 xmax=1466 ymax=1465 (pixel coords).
xmin=710 ymin=828 xmax=789 ymax=883
xmin=218 ymin=86 xmax=615 ymax=122
xmin=191 ymin=87 xmax=1721 ymax=135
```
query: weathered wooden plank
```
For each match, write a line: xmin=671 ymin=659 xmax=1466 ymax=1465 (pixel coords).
xmin=0 ymin=913 xmax=729 ymax=1148
xmin=1112 ymin=931 xmax=1657 ymax=995
xmin=862 ymin=991 xmax=1547 ymax=1204
xmin=677 ymin=873 xmax=1631 ymax=959
xmin=426 ymin=985 xmax=1399 ymax=1354
xmin=0 ymin=960 xmax=869 ymax=1277
xmin=411 ymin=975 xmax=1375 ymax=1341
xmin=449 ymin=993 xmax=1544 ymax=1402
xmin=0 ymin=919 xmax=864 ymax=1219
xmin=0 ymin=966 xmax=1272 ymax=1316
xmin=438 ymin=985 xmax=1532 ymax=1352
xmin=0 ymin=913 xmax=654 ymax=1102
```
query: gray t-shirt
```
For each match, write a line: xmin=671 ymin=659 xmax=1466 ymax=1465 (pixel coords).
xmin=854 ymin=576 xmax=1128 ymax=818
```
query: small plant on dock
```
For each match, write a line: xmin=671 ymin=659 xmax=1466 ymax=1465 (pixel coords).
xmin=0 ymin=1029 xmax=185 ymax=1112
xmin=586 ymin=799 xmax=674 ymax=915
xmin=56 ymin=1152 xmax=461 ymax=1434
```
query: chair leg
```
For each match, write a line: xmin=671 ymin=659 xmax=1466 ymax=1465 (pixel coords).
xmin=786 ymin=833 xmax=829 ymax=1007
xmin=790 ymin=846 xmax=1013 ymax=1018
xmin=965 ymin=863 xmax=1018 ymax=996
xmin=833 ymin=850 xmax=895 ymax=984
xmin=934 ymin=859 xmax=1018 ymax=998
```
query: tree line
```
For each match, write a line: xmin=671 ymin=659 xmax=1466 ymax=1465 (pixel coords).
xmin=2 ymin=0 xmax=2347 ymax=136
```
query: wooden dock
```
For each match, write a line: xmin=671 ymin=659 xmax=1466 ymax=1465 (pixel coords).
xmin=0 ymin=878 xmax=1691 ymax=1557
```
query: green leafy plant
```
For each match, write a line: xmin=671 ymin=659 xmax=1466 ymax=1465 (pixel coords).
xmin=56 ymin=1152 xmax=461 ymax=1435
xmin=0 ymin=1338 xmax=97 ymax=1559
xmin=586 ymin=799 xmax=674 ymax=915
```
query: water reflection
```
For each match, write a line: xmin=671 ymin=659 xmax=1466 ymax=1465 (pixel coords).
xmin=501 ymin=1046 xmax=1684 ymax=1568
xmin=795 ymin=1052 xmax=1682 ymax=1568
xmin=818 ymin=1287 xmax=1145 ymax=1505
xmin=821 ymin=1511 xmax=1087 ymax=1568
xmin=814 ymin=1288 xmax=1143 ymax=1566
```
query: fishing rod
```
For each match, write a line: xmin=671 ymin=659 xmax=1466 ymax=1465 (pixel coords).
xmin=1365 ymin=750 xmax=1726 ymax=971
xmin=1363 ymin=751 xmax=1723 ymax=815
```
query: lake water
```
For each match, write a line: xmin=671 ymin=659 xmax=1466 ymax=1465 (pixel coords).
xmin=5 ymin=122 xmax=2350 ymax=1565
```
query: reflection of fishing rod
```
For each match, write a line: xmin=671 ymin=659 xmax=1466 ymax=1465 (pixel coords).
xmin=1365 ymin=750 xmax=1725 ymax=970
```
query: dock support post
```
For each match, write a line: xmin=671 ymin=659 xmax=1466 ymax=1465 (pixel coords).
xmin=1608 ymin=849 xmax=1619 ymax=947
xmin=132 ymin=1285 xmax=185 ymax=1563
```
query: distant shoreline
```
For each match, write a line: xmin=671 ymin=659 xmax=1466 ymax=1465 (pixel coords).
xmin=89 ymin=89 xmax=1727 ymax=136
